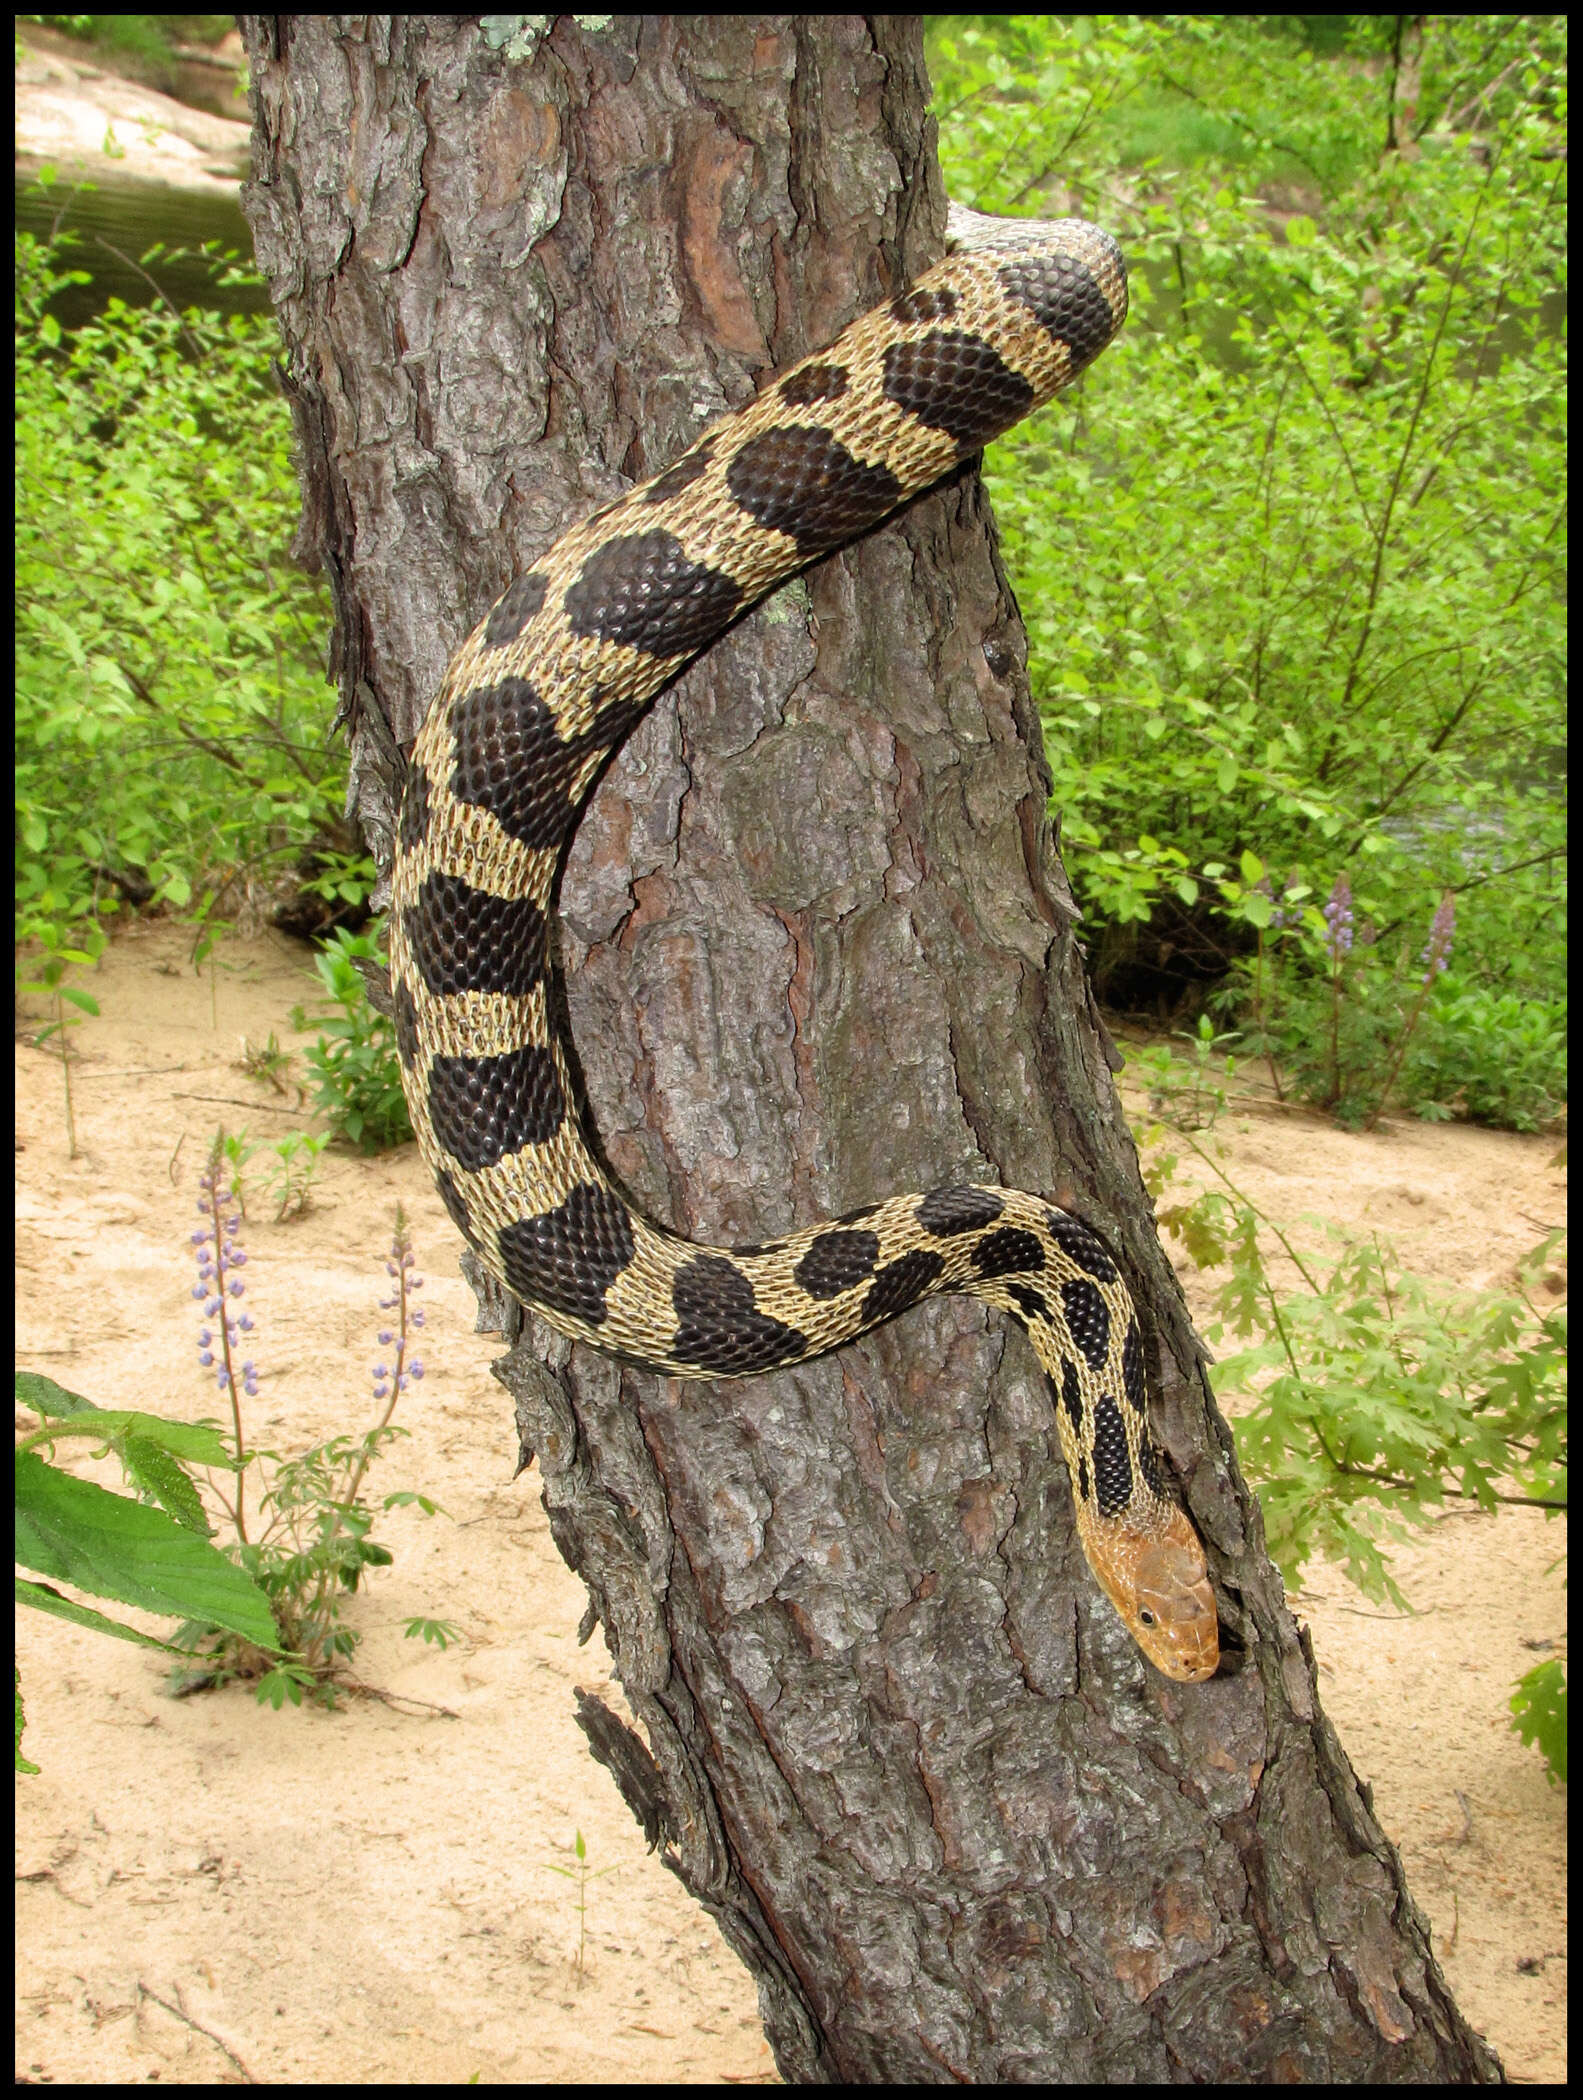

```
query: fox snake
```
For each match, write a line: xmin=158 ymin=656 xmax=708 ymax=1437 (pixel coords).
xmin=388 ymin=209 xmax=1218 ymax=1682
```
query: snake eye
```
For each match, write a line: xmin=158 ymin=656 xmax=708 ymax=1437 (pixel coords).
xmin=1139 ymin=1608 xmax=1157 ymax=1626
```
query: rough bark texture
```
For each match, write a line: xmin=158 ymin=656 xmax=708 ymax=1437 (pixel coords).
xmin=239 ymin=15 xmax=1503 ymax=2084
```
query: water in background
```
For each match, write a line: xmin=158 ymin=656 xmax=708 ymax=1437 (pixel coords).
xmin=15 ymin=175 xmax=270 ymax=330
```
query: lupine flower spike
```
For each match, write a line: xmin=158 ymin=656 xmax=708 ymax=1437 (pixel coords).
xmin=194 ymin=1146 xmax=259 ymax=1538
xmin=1420 ymin=890 xmax=1455 ymax=983
xmin=1322 ymin=872 xmax=1354 ymax=961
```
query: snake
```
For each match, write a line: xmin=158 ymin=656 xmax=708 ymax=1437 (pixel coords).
xmin=387 ymin=208 xmax=1218 ymax=1683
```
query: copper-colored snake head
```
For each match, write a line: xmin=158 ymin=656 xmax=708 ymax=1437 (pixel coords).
xmin=1086 ymin=1509 xmax=1220 ymax=1684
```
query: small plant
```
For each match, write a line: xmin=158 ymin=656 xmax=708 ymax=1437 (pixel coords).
xmin=163 ymin=1143 xmax=452 ymax=1707
xmin=1129 ymin=1015 xmax=1239 ymax=1133
xmin=236 ymin=1029 xmax=301 ymax=1100
xmin=544 ymin=1829 xmax=618 ymax=1978
xmin=291 ymin=928 xmax=413 ymax=1154
xmin=17 ymin=925 xmax=105 ymax=1158
xmin=259 ymin=1129 xmax=330 ymax=1221
xmin=215 ymin=1125 xmax=260 ymax=1219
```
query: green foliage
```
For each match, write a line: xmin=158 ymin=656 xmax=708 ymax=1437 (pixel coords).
xmin=14 ymin=1175 xmax=447 ymax=1754
xmin=15 ymin=189 xmax=346 ymax=964
xmin=1212 ymin=887 xmax=1566 ymax=1131
xmin=1510 ymin=1658 xmax=1566 ymax=1787
xmin=1405 ymin=980 xmax=1568 ymax=1133
xmin=928 ymin=17 xmax=1566 ymax=1084
xmin=291 ymin=928 xmax=414 ymax=1154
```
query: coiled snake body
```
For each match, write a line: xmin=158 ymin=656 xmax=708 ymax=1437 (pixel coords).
xmin=390 ymin=211 xmax=1218 ymax=1682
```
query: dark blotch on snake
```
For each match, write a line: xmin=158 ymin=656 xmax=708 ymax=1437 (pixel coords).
xmin=726 ymin=427 xmax=903 ymax=557
xmin=1046 ymin=1209 xmax=1119 ymax=1282
xmin=670 ymin=1255 xmax=808 ymax=1375
xmin=397 ymin=763 xmax=431 ymax=854
xmin=498 ymin=1181 xmax=636 ymax=1326
xmin=1091 ymin=1393 xmax=1135 ymax=1518
xmin=1077 ymin=1452 xmax=1092 ymax=1503
xmin=860 ymin=1247 xmax=945 ymax=1328
xmin=881 ymin=329 xmax=1034 ymax=451
xmin=794 ymin=1229 xmax=880 ymax=1300
xmin=891 ymin=286 xmax=958 ymax=325
xmin=427 ymin=1043 xmax=565 ymax=1171
xmin=998 ymin=253 xmax=1120 ymax=370
xmin=565 ymin=529 xmax=743 ymax=659
xmin=449 ymin=677 xmax=646 ymax=852
xmin=1059 ymin=1359 xmax=1084 ymax=1438
xmin=644 ymin=443 xmax=714 ymax=506
xmin=779 ymin=362 xmax=849 ymax=407
xmin=1060 ymin=1277 xmax=1111 ymax=1373
xmin=1139 ymin=1436 xmax=1167 ymax=1496
xmin=403 ymin=870 xmax=549 ymax=999
xmin=972 ymin=1226 xmax=1045 ymax=1281
xmin=1007 ymin=1282 xmax=1050 ymax=1327
xmin=483 ymin=571 xmax=549 ymax=648
xmin=918 ymin=1185 xmax=1004 ymax=1237
xmin=1121 ymin=1318 xmax=1146 ymax=1413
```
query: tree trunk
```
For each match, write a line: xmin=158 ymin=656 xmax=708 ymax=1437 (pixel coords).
xmin=239 ymin=15 xmax=1502 ymax=2084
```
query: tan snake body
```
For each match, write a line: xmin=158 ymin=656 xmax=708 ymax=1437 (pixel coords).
xmin=388 ymin=211 xmax=1218 ymax=1682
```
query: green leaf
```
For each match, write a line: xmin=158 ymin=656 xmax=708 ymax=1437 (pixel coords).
xmin=1215 ymin=754 xmax=1238 ymax=795
xmin=1510 ymin=1659 xmax=1566 ymax=1785
xmin=1239 ymin=849 xmax=1265 ymax=884
xmin=120 ymin=1437 xmax=213 ymax=1535
xmin=14 ymin=1451 xmax=279 ymax=1648
xmin=16 ymin=1575 xmax=193 ymax=1654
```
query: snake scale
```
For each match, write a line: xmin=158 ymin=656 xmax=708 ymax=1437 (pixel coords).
xmin=389 ymin=209 xmax=1218 ymax=1682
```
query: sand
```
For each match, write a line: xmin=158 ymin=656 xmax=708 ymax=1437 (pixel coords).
xmin=15 ymin=921 xmax=1566 ymax=2082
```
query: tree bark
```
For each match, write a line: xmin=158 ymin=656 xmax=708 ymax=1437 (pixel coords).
xmin=239 ymin=15 xmax=1502 ymax=2084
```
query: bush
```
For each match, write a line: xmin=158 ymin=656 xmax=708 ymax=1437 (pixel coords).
xmin=928 ymin=17 xmax=1567 ymax=1029
xmin=1406 ymin=981 xmax=1568 ymax=1133
xmin=15 ymin=191 xmax=351 ymax=962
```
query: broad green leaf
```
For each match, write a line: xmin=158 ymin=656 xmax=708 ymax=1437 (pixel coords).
xmin=16 ymin=1575 xmax=191 ymax=1653
xmin=14 ymin=1451 xmax=279 ymax=1648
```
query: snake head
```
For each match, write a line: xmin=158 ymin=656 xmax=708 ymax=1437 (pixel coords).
xmin=1128 ymin=1526 xmax=1219 ymax=1683
xmin=1087 ymin=1509 xmax=1219 ymax=1683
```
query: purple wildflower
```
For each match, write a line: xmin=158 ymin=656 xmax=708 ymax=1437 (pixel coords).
xmin=1322 ymin=873 xmax=1354 ymax=961
xmin=193 ymin=1163 xmax=261 ymax=1400
xmin=1420 ymin=890 xmax=1455 ymax=982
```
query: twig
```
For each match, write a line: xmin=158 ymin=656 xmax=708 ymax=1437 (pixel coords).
xmin=337 ymin=1676 xmax=460 ymax=1720
xmin=136 ymin=1980 xmax=255 ymax=2083
xmin=173 ymin=1093 xmax=315 ymax=1117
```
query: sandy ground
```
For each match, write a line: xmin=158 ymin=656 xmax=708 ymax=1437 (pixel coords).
xmin=14 ymin=922 xmax=1566 ymax=2083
